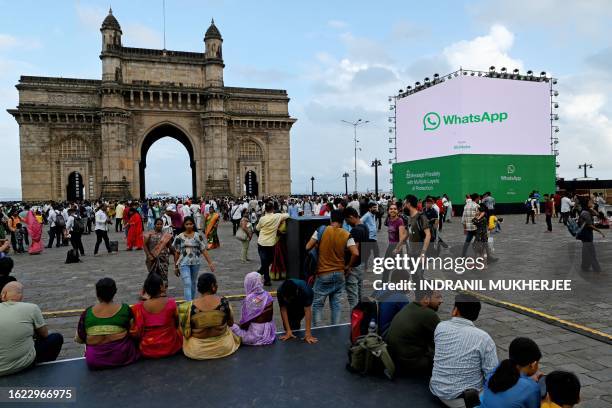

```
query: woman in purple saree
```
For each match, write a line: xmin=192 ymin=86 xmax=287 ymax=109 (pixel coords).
xmin=75 ymin=278 xmax=140 ymax=369
xmin=231 ymin=272 xmax=276 ymax=345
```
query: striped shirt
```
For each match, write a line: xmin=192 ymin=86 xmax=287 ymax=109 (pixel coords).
xmin=461 ymin=200 xmax=479 ymax=231
xmin=429 ymin=317 xmax=498 ymax=400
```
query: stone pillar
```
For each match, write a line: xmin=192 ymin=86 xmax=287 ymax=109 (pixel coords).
xmin=201 ymin=93 xmax=230 ymax=195
xmin=99 ymin=111 xmax=132 ymax=199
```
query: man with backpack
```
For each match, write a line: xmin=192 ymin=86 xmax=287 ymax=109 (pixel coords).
xmin=403 ymin=195 xmax=431 ymax=279
xmin=66 ymin=208 xmax=85 ymax=256
xmin=305 ymin=209 xmax=358 ymax=327
xmin=46 ymin=205 xmax=63 ymax=249
xmin=577 ymin=198 xmax=605 ymax=272
xmin=343 ymin=207 xmax=370 ymax=310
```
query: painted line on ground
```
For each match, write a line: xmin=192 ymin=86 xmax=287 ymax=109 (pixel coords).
xmin=41 ymin=292 xmax=272 ymax=319
xmin=463 ymin=290 xmax=612 ymax=345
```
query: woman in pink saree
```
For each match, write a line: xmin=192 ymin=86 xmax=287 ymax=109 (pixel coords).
xmin=25 ymin=209 xmax=43 ymax=254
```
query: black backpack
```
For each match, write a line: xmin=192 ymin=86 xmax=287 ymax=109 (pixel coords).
xmin=65 ymin=249 xmax=80 ymax=264
xmin=55 ymin=213 xmax=66 ymax=228
xmin=73 ymin=217 xmax=85 ymax=234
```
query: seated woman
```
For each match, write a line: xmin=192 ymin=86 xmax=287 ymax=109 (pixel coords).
xmin=231 ymin=272 xmax=276 ymax=346
xmin=480 ymin=337 xmax=542 ymax=408
xmin=75 ymin=278 xmax=140 ymax=370
xmin=178 ymin=273 xmax=240 ymax=360
xmin=130 ymin=273 xmax=183 ymax=359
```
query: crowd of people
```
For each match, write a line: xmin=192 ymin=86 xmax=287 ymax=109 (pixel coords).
xmin=0 ymin=189 xmax=606 ymax=407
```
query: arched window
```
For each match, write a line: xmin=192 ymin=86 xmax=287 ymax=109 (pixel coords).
xmin=239 ymin=139 xmax=263 ymax=161
xmin=59 ymin=137 xmax=89 ymax=159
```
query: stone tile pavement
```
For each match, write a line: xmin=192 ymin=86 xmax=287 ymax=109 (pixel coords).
xmin=5 ymin=214 xmax=612 ymax=406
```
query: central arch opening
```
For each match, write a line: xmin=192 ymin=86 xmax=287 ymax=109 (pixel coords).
xmin=139 ymin=124 xmax=196 ymax=198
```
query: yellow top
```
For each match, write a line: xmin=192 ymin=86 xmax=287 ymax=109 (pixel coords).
xmin=541 ymin=401 xmax=562 ymax=408
xmin=256 ymin=213 xmax=289 ymax=247
xmin=488 ymin=215 xmax=497 ymax=231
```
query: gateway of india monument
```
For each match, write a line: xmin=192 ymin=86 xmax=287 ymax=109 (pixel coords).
xmin=8 ymin=9 xmax=295 ymax=201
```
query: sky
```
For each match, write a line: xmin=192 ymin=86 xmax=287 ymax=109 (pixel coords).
xmin=1 ymin=0 xmax=611 ymax=198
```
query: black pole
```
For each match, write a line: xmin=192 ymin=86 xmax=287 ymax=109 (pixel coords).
xmin=371 ymin=159 xmax=381 ymax=197
xmin=342 ymin=172 xmax=349 ymax=195
xmin=310 ymin=177 xmax=314 ymax=195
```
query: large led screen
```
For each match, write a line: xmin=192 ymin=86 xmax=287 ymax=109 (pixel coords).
xmin=395 ymin=75 xmax=552 ymax=162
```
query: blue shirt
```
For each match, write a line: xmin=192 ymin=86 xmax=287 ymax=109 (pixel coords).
xmin=361 ymin=212 xmax=377 ymax=241
xmin=288 ymin=205 xmax=299 ymax=218
xmin=372 ymin=290 xmax=409 ymax=334
xmin=480 ymin=371 xmax=541 ymax=408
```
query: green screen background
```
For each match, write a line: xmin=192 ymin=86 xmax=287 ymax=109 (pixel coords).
xmin=392 ymin=154 xmax=555 ymax=203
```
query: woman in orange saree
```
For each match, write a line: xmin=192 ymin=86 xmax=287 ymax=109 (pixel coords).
xmin=204 ymin=208 xmax=220 ymax=250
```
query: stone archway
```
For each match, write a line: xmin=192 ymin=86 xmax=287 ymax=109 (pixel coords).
xmin=67 ymin=171 xmax=84 ymax=201
xmin=139 ymin=124 xmax=197 ymax=198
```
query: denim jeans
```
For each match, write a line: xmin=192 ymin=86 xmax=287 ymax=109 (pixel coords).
xmin=312 ymin=271 xmax=345 ymax=327
xmin=180 ymin=263 xmax=201 ymax=301
xmin=461 ymin=230 xmax=476 ymax=257
xmin=346 ymin=265 xmax=363 ymax=310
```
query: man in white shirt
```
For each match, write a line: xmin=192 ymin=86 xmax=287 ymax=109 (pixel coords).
xmin=180 ymin=202 xmax=192 ymax=218
xmin=115 ymin=202 xmax=125 ymax=232
xmin=348 ymin=194 xmax=360 ymax=213
xmin=230 ymin=200 xmax=244 ymax=235
xmin=45 ymin=206 xmax=62 ymax=248
xmin=94 ymin=204 xmax=112 ymax=255
xmin=559 ymin=194 xmax=573 ymax=226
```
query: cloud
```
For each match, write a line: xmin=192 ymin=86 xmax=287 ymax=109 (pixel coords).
xmin=123 ymin=23 xmax=162 ymax=49
xmin=76 ymin=2 xmax=106 ymax=29
xmin=328 ymin=20 xmax=348 ymax=29
xmin=0 ymin=34 xmax=41 ymax=50
xmin=585 ymin=47 xmax=612 ymax=72
xmin=389 ymin=21 xmax=428 ymax=41
xmin=233 ymin=66 xmax=294 ymax=85
xmin=442 ymin=24 xmax=523 ymax=71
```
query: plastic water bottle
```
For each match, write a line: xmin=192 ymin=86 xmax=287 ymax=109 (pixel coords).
xmin=368 ymin=318 xmax=377 ymax=334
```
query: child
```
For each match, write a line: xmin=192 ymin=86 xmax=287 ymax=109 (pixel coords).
xmin=14 ymin=223 xmax=25 ymax=253
xmin=487 ymin=213 xmax=502 ymax=253
xmin=542 ymin=370 xmax=580 ymax=408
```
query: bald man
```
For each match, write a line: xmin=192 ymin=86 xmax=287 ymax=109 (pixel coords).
xmin=0 ymin=282 xmax=63 ymax=376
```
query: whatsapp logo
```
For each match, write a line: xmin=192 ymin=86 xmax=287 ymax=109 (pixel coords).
xmin=423 ymin=112 xmax=441 ymax=131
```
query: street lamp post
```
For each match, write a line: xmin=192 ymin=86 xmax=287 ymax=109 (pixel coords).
xmin=341 ymin=118 xmax=369 ymax=193
xmin=371 ymin=159 xmax=381 ymax=197
xmin=342 ymin=172 xmax=350 ymax=195
xmin=310 ymin=176 xmax=315 ymax=195
xmin=578 ymin=163 xmax=593 ymax=179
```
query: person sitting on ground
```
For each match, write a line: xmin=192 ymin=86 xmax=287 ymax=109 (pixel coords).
xmin=231 ymin=272 xmax=276 ymax=346
xmin=75 ymin=277 xmax=140 ymax=370
xmin=130 ymin=273 xmax=183 ymax=359
xmin=178 ymin=273 xmax=240 ymax=360
xmin=430 ymin=294 xmax=498 ymax=408
xmin=370 ymin=269 xmax=411 ymax=335
xmin=0 ymin=282 xmax=64 ymax=376
xmin=542 ymin=370 xmax=581 ymax=408
xmin=277 ymin=278 xmax=317 ymax=344
xmin=480 ymin=337 xmax=543 ymax=408
xmin=0 ymin=256 xmax=16 ymax=294
xmin=386 ymin=288 xmax=442 ymax=376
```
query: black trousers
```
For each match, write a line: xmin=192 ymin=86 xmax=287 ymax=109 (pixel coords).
xmin=47 ymin=226 xmax=62 ymax=248
xmin=115 ymin=218 xmax=123 ymax=232
xmin=560 ymin=212 xmax=570 ymax=225
xmin=34 ymin=333 xmax=64 ymax=363
xmin=70 ymin=232 xmax=85 ymax=255
xmin=545 ymin=215 xmax=552 ymax=231
xmin=257 ymin=244 xmax=275 ymax=283
xmin=581 ymin=242 xmax=601 ymax=272
xmin=525 ymin=210 xmax=535 ymax=224
xmin=94 ymin=230 xmax=111 ymax=254
xmin=231 ymin=219 xmax=240 ymax=235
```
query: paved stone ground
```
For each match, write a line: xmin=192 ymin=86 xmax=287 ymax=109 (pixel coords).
xmin=6 ymin=214 xmax=612 ymax=406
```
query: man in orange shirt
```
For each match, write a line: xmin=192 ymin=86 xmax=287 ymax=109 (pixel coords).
xmin=305 ymin=209 xmax=358 ymax=326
